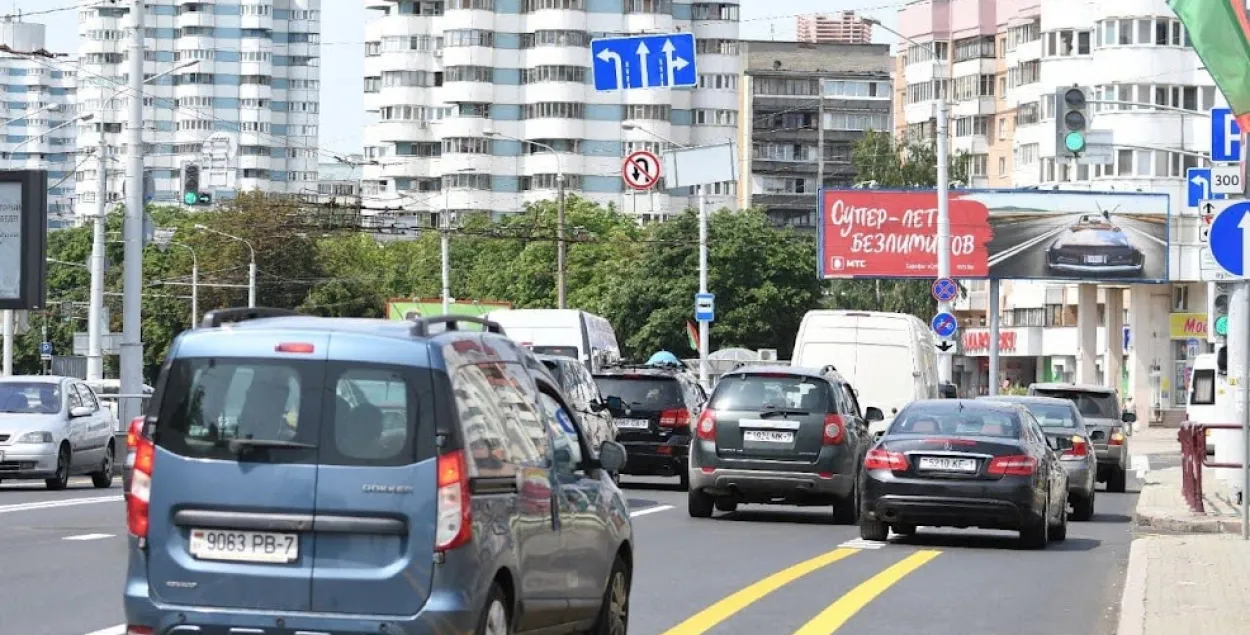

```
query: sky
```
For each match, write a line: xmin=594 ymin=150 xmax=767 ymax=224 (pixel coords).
xmin=9 ymin=0 xmax=901 ymax=159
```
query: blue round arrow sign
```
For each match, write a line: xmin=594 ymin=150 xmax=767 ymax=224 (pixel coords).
xmin=930 ymin=312 xmax=958 ymax=339
xmin=1209 ymin=201 xmax=1250 ymax=277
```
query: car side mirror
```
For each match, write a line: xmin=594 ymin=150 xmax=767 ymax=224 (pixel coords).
xmin=604 ymin=396 xmax=624 ymax=412
xmin=598 ymin=440 xmax=627 ymax=472
xmin=70 ymin=406 xmax=93 ymax=418
xmin=864 ymin=406 xmax=884 ymax=422
xmin=939 ymin=383 xmax=958 ymax=399
xmin=1121 ymin=411 xmax=1137 ymax=423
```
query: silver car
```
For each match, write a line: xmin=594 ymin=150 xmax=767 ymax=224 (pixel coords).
xmin=1027 ymin=382 xmax=1133 ymax=493
xmin=0 ymin=375 xmax=118 ymax=490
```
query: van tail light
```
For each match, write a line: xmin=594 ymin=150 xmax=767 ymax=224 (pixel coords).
xmin=660 ymin=408 xmax=690 ymax=428
xmin=695 ymin=410 xmax=716 ymax=441
xmin=822 ymin=414 xmax=846 ymax=445
xmin=987 ymin=455 xmax=1037 ymax=476
xmin=1062 ymin=436 xmax=1089 ymax=458
xmin=863 ymin=448 xmax=908 ymax=471
xmin=435 ymin=450 xmax=472 ymax=552
xmin=126 ymin=417 xmax=153 ymax=539
xmin=125 ymin=627 xmax=154 ymax=635
xmin=1109 ymin=428 xmax=1125 ymax=446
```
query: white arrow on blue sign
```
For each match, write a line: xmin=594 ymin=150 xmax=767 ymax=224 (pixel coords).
xmin=1207 ymin=200 xmax=1250 ymax=277
xmin=1210 ymin=108 xmax=1242 ymax=163
xmin=694 ymin=292 xmax=714 ymax=322
xmin=1187 ymin=167 xmax=1228 ymax=208
xmin=591 ymin=32 xmax=697 ymax=92
xmin=930 ymin=312 xmax=958 ymax=339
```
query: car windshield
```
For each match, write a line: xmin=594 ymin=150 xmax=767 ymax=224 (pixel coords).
xmin=710 ymin=374 xmax=831 ymax=412
xmin=1032 ymin=389 xmax=1119 ymax=419
xmin=889 ymin=407 xmax=1021 ymax=438
xmin=0 ymin=382 xmax=61 ymax=414
xmin=595 ymin=376 xmax=684 ymax=410
xmin=1023 ymin=403 xmax=1079 ymax=429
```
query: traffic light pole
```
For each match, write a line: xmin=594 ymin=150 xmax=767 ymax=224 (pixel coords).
xmin=119 ymin=0 xmax=146 ymax=425
xmin=87 ymin=134 xmax=107 ymax=382
xmin=1242 ymin=281 xmax=1250 ymax=540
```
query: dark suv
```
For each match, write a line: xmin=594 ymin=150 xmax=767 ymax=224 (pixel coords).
xmin=594 ymin=362 xmax=707 ymax=488
xmin=688 ymin=365 xmax=882 ymax=522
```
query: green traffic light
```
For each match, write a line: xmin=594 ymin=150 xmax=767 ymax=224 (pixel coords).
xmin=1215 ymin=315 xmax=1229 ymax=337
xmin=1064 ymin=131 xmax=1085 ymax=153
xmin=183 ymin=192 xmax=199 ymax=205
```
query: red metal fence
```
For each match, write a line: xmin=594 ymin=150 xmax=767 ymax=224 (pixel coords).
xmin=1179 ymin=421 xmax=1245 ymax=513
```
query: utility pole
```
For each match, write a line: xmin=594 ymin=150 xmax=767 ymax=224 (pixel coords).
xmin=934 ymin=70 xmax=953 ymax=386
xmin=556 ymin=173 xmax=567 ymax=309
xmin=698 ymin=185 xmax=709 ymax=390
xmin=441 ymin=186 xmax=452 ymax=314
xmin=119 ymin=0 xmax=145 ymax=424
xmin=87 ymin=136 xmax=107 ymax=381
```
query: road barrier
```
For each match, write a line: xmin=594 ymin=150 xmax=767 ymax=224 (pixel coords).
xmin=1179 ymin=421 xmax=1244 ymax=513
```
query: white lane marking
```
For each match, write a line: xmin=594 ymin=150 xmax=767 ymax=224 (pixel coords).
xmin=0 ymin=495 xmax=123 ymax=515
xmin=63 ymin=533 xmax=116 ymax=541
xmin=838 ymin=538 xmax=889 ymax=549
xmin=1123 ymin=224 xmax=1167 ymax=247
xmin=629 ymin=504 xmax=674 ymax=518
xmin=1131 ymin=454 xmax=1150 ymax=479
xmin=81 ymin=626 xmax=124 ymax=635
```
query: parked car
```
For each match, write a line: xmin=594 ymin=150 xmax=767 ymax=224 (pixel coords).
xmin=594 ymin=361 xmax=707 ymax=488
xmin=1026 ymin=382 xmax=1133 ymax=492
xmin=0 ymin=375 xmax=116 ymax=489
xmin=687 ymin=365 xmax=881 ymax=522
xmin=123 ymin=308 xmax=633 ymax=634
xmin=534 ymin=353 xmax=620 ymax=466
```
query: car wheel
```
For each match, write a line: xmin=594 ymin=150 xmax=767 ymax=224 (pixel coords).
xmin=588 ymin=555 xmax=630 ymax=635
xmin=475 ymin=582 xmax=511 ymax=635
xmin=860 ymin=516 xmax=889 ymax=542
xmin=687 ymin=489 xmax=714 ymax=518
xmin=1070 ymin=491 xmax=1095 ymax=521
xmin=1050 ymin=496 xmax=1068 ymax=542
xmin=892 ymin=523 xmax=917 ymax=536
xmin=91 ymin=443 xmax=115 ymax=489
xmin=45 ymin=444 xmax=71 ymax=491
xmin=832 ymin=482 xmax=859 ymax=525
xmin=1018 ymin=500 xmax=1049 ymax=550
xmin=1107 ymin=467 xmax=1127 ymax=493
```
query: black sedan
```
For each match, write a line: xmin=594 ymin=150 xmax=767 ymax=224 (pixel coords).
xmin=1045 ymin=215 xmax=1144 ymax=275
xmin=859 ymin=399 xmax=1069 ymax=549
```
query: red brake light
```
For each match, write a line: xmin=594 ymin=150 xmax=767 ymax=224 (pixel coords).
xmin=126 ymin=627 xmax=155 ymax=635
xmin=435 ymin=450 xmax=472 ymax=552
xmin=275 ymin=342 xmax=315 ymax=354
xmin=822 ymin=414 xmax=845 ymax=445
xmin=1063 ymin=436 xmax=1089 ymax=458
xmin=126 ymin=416 xmax=144 ymax=450
xmin=695 ymin=409 xmax=716 ymax=441
xmin=864 ymin=448 xmax=908 ymax=471
xmin=660 ymin=408 xmax=690 ymax=428
xmin=988 ymin=455 xmax=1037 ymax=476
xmin=1109 ymin=428 xmax=1125 ymax=446
xmin=126 ymin=422 xmax=154 ymax=539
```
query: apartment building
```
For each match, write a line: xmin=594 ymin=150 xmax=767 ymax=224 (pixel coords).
xmin=360 ymin=0 xmax=741 ymax=223
xmin=0 ymin=20 xmax=77 ymax=224
xmin=74 ymin=0 xmax=323 ymax=217
xmin=796 ymin=12 xmax=873 ymax=45
xmin=736 ymin=40 xmax=892 ymax=229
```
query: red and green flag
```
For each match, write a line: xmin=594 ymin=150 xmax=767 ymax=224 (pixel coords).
xmin=1170 ymin=0 xmax=1250 ymax=128
xmin=686 ymin=320 xmax=699 ymax=351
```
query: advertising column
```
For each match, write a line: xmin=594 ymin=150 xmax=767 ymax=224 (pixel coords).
xmin=0 ymin=171 xmax=49 ymax=376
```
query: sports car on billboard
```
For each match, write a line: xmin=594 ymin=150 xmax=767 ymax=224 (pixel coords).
xmin=1045 ymin=215 xmax=1144 ymax=274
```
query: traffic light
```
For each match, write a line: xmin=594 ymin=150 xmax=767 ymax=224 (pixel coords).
xmin=1055 ymin=86 xmax=1091 ymax=157
xmin=1210 ymin=281 xmax=1232 ymax=342
xmin=182 ymin=163 xmax=202 ymax=206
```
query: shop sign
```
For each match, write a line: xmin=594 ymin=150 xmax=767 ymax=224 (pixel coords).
xmin=1168 ymin=313 xmax=1207 ymax=339
xmin=962 ymin=330 xmax=1018 ymax=354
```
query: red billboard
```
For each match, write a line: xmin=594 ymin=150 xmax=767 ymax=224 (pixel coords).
xmin=817 ymin=189 xmax=1171 ymax=281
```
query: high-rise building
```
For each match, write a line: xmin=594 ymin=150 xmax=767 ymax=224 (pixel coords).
xmin=0 ymin=19 xmax=77 ymax=224
xmin=361 ymin=0 xmax=741 ymax=224
xmin=74 ymin=0 xmax=322 ymax=218
xmin=796 ymin=12 xmax=873 ymax=45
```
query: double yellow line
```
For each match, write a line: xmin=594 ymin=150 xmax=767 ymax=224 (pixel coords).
xmin=661 ymin=547 xmax=941 ymax=635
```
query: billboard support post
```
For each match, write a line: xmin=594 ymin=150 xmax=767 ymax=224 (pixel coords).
xmin=1 ymin=309 xmax=12 ymax=376
xmin=988 ymin=279 xmax=1000 ymax=396
xmin=935 ymin=83 xmax=953 ymax=386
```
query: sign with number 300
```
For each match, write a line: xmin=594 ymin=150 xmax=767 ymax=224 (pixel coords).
xmin=1212 ymin=165 xmax=1242 ymax=195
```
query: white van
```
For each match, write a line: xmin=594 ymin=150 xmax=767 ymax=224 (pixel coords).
xmin=791 ymin=310 xmax=941 ymax=436
xmin=1186 ymin=353 xmax=1223 ymax=455
xmin=483 ymin=309 xmax=622 ymax=372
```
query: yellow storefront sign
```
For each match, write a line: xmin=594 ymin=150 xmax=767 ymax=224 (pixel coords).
xmin=1169 ymin=312 xmax=1207 ymax=339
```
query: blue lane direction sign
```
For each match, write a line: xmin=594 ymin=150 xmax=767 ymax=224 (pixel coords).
xmin=1210 ymin=108 xmax=1242 ymax=163
xmin=931 ymin=278 xmax=958 ymax=303
xmin=1207 ymin=201 xmax=1250 ymax=277
xmin=694 ymin=292 xmax=714 ymax=322
xmin=930 ymin=312 xmax=958 ymax=339
xmin=1187 ymin=167 xmax=1227 ymax=208
xmin=591 ymin=32 xmax=697 ymax=91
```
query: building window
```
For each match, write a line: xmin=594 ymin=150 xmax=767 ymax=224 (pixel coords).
xmin=520 ymin=30 xmax=590 ymax=48
xmin=521 ymin=65 xmax=587 ymax=84
xmin=953 ymin=35 xmax=995 ymax=62
xmin=1043 ymin=29 xmax=1093 ymax=56
xmin=523 ymin=102 xmax=585 ymax=119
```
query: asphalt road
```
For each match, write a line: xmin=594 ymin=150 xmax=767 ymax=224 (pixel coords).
xmin=987 ymin=213 xmax=1167 ymax=280
xmin=1 ymin=474 xmax=1140 ymax=635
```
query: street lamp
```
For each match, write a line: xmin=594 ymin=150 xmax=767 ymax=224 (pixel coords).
xmin=865 ymin=17 xmax=954 ymax=385
xmin=170 ymin=242 xmax=198 ymax=327
xmin=483 ymin=127 xmax=568 ymax=309
xmin=194 ymin=224 xmax=256 ymax=308
xmin=441 ymin=167 xmax=476 ymax=315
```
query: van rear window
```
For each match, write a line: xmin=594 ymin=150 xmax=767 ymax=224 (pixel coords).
xmin=155 ymin=358 xmax=427 ymax=466
xmin=594 ymin=377 xmax=684 ymax=410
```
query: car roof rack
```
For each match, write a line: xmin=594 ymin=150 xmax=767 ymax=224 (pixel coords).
xmin=407 ymin=315 xmax=506 ymax=337
xmin=199 ymin=307 xmax=302 ymax=329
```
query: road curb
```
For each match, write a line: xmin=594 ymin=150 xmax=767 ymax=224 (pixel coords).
xmin=1134 ymin=510 xmax=1242 ymax=534
xmin=1116 ymin=539 xmax=1146 ymax=635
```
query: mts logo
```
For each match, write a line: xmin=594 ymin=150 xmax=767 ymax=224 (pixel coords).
xmin=829 ymin=257 xmax=868 ymax=271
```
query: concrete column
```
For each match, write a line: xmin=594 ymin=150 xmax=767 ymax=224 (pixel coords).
xmin=1128 ymin=284 xmax=1159 ymax=426
xmin=1077 ymin=284 xmax=1098 ymax=384
xmin=1105 ymin=288 xmax=1124 ymax=395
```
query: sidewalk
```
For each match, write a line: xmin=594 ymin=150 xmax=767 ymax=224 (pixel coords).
xmin=1117 ymin=426 xmax=1250 ymax=635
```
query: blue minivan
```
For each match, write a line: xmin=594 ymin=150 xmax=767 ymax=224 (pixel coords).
xmin=123 ymin=308 xmax=633 ymax=635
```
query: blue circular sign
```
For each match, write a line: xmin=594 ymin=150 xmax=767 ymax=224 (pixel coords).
xmin=931 ymin=278 xmax=958 ymax=303
xmin=1208 ymin=201 xmax=1250 ymax=276
xmin=930 ymin=312 xmax=958 ymax=339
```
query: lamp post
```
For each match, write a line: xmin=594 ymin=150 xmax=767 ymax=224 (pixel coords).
xmin=440 ymin=167 xmax=476 ymax=314
xmin=483 ymin=128 xmax=566 ymax=309
xmin=194 ymin=224 xmax=256 ymax=307
xmin=171 ymin=242 xmax=198 ymax=327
